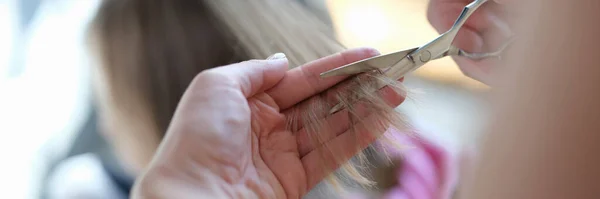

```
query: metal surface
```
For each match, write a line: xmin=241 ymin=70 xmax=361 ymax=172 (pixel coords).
xmin=321 ymin=0 xmax=511 ymax=114
xmin=320 ymin=47 xmax=418 ymax=77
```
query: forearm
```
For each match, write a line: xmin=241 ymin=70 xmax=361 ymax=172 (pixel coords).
xmin=463 ymin=1 xmax=600 ymax=199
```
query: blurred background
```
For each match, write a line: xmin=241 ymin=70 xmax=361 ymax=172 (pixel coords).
xmin=0 ymin=0 xmax=489 ymax=198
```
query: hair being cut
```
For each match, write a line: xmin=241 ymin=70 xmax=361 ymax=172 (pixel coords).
xmin=88 ymin=0 xmax=410 ymax=196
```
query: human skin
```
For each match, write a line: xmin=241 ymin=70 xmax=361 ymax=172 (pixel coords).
xmin=427 ymin=0 xmax=513 ymax=85
xmin=130 ymin=48 xmax=406 ymax=199
xmin=433 ymin=0 xmax=600 ymax=198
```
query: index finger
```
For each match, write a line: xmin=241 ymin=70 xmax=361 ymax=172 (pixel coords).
xmin=427 ymin=0 xmax=511 ymax=52
xmin=266 ymin=47 xmax=380 ymax=110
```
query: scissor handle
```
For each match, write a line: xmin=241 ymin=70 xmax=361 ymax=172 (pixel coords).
xmin=324 ymin=0 xmax=496 ymax=114
xmin=445 ymin=0 xmax=489 ymax=44
xmin=406 ymin=0 xmax=490 ymax=64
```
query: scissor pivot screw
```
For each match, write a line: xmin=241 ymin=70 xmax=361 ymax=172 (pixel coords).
xmin=419 ymin=50 xmax=432 ymax=62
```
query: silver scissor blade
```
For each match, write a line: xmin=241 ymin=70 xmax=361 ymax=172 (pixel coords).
xmin=320 ymin=47 xmax=418 ymax=78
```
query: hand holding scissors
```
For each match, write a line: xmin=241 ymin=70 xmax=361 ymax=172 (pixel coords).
xmin=428 ymin=0 xmax=515 ymax=83
xmin=320 ymin=0 xmax=514 ymax=114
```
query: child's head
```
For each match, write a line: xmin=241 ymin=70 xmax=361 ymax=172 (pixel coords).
xmin=88 ymin=0 xmax=341 ymax=175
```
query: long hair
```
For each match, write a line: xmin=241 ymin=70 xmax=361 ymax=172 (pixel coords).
xmin=87 ymin=0 xmax=409 ymax=196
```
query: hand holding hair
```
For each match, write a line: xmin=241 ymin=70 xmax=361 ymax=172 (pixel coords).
xmin=130 ymin=48 xmax=406 ymax=199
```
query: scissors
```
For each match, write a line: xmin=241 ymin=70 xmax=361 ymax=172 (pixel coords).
xmin=320 ymin=0 xmax=512 ymax=114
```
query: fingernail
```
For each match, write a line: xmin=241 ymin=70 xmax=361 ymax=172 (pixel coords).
xmin=267 ymin=53 xmax=286 ymax=60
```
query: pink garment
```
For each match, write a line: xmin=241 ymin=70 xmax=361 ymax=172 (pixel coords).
xmin=383 ymin=129 xmax=458 ymax=199
xmin=348 ymin=128 xmax=460 ymax=199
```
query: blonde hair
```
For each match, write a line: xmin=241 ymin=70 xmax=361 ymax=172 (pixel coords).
xmin=88 ymin=0 xmax=409 ymax=196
